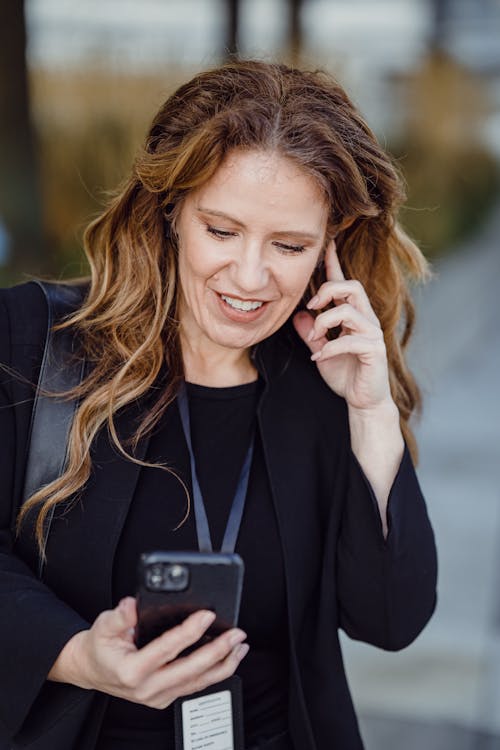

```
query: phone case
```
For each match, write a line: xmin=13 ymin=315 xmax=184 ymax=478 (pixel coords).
xmin=135 ymin=550 xmax=244 ymax=649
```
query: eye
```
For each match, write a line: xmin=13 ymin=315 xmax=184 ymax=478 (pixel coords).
xmin=272 ymin=241 xmax=306 ymax=255
xmin=206 ymin=225 xmax=237 ymax=239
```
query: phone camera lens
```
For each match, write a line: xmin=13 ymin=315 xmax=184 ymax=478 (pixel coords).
xmin=146 ymin=564 xmax=164 ymax=590
xmin=145 ymin=562 xmax=189 ymax=591
xmin=165 ymin=564 xmax=189 ymax=591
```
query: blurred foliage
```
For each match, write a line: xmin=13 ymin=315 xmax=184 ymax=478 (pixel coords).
xmin=27 ymin=68 xmax=190 ymax=281
xmin=392 ymin=52 xmax=500 ymax=259
xmin=38 ymin=115 xmax=132 ymax=276
xmin=394 ymin=141 xmax=499 ymax=260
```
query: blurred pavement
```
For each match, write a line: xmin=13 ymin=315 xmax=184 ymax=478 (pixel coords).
xmin=340 ymin=203 xmax=500 ymax=749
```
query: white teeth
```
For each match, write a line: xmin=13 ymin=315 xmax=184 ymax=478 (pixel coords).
xmin=221 ymin=294 xmax=264 ymax=312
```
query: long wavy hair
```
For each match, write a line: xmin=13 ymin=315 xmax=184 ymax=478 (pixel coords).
xmin=19 ymin=59 xmax=429 ymax=551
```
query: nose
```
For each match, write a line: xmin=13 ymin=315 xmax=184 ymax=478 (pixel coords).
xmin=229 ymin=240 xmax=270 ymax=295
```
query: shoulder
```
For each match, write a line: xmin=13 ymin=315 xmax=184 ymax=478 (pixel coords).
xmin=0 ymin=280 xmax=88 ymax=364
xmin=0 ymin=280 xmax=88 ymax=392
xmin=0 ymin=282 xmax=48 ymax=375
xmin=0 ymin=281 xmax=48 ymax=339
xmin=0 ymin=280 xmax=47 ymax=309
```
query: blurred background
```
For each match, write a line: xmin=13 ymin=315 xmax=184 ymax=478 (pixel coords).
xmin=1 ymin=1 xmax=499 ymax=748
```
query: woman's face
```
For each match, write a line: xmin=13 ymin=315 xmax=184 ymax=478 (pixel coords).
xmin=175 ymin=148 xmax=329 ymax=353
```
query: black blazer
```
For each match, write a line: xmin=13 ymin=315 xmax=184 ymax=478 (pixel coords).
xmin=0 ymin=282 xmax=438 ymax=750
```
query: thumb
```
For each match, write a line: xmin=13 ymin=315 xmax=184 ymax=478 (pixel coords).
xmin=117 ymin=596 xmax=138 ymax=629
xmin=293 ymin=311 xmax=326 ymax=355
xmin=100 ymin=597 xmax=138 ymax=639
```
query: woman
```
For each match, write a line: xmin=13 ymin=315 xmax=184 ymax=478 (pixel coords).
xmin=0 ymin=60 xmax=437 ymax=750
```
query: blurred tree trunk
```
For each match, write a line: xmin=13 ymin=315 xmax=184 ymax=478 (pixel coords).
xmin=0 ymin=0 xmax=47 ymax=278
xmin=429 ymin=0 xmax=451 ymax=53
xmin=289 ymin=0 xmax=304 ymax=65
xmin=225 ymin=0 xmax=240 ymax=58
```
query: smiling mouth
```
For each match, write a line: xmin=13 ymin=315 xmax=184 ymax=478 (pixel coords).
xmin=220 ymin=294 xmax=265 ymax=312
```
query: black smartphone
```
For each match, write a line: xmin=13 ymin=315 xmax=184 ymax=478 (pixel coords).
xmin=135 ymin=551 xmax=244 ymax=650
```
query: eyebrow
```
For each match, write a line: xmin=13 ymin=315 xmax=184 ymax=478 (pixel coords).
xmin=196 ymin=206 xmax=321 ymax=242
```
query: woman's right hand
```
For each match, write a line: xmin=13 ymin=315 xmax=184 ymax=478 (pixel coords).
xmin=47 ymin=597 xmax=249 ymax=709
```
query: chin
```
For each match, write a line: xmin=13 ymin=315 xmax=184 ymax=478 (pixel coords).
xmin=211 ymin=332 xmax=261 ymax=351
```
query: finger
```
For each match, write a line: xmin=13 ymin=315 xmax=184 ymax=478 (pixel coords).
xmin=307 ymin=279 xmax=379 ymax=324
xmin=311 ymin=334 xmax=386 ymax=363
xmin=324 ymin=238 xmax=345 ymax=282
xmin=175 ymin=643 xmax=250 ymax=701
xmin=143 ymin=627 xmax=248 ymax=700
xmin=133 ymin=610 xmax=217 ymax=673
xmin=292 ymin=311 xmax=327 ymax=355
xmin=308 ymin=304 xmax=380 ymax=342
xmin=170 ymin=627 xmax=247 ymax=678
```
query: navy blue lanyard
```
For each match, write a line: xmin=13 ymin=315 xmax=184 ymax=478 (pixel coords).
xmin=177 ymin=382 xmax=255 ymax=554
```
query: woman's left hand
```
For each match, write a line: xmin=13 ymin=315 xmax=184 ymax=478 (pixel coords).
xmin=293 ymin=239 xmax=393 ymax=413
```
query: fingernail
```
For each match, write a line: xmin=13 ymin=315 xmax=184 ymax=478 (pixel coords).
xmin=311 ymin=352 xmax=321 ymax=362
xmin=229 ymin=629 xmax=247 ymax=647
xmin=200 ymin=611 xmax=216 ymax=628
xmin=235 ymin=644 xmax=250 ymax=660
xmin=307 ymin=295 xmax=319 ymax=309
xmin=307 ymin=328 xmax=315 ymax=342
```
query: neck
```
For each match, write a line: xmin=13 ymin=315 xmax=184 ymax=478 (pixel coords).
xmin=180 ymin=334 xmax=258 ymax=387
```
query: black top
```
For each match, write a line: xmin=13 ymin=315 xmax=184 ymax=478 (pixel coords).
xmin=96 ymin=380 xmax=289 ymax=749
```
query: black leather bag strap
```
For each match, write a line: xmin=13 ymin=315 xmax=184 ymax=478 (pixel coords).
xmin=21 ymin=281 xmax=87 ymax=577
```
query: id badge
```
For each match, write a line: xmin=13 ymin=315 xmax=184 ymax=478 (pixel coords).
xmin=174 ymin=675 xmax=244 ymax=750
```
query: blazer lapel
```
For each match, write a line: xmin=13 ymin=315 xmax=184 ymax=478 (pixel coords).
xmin=256 ymin=353 xmax=324 ymax=750
xmin=257 ymin=379 xmax=323 ymax=640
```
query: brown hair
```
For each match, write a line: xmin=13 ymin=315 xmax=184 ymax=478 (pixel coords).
xmin=19 ymin=59 xmax=429 ymax=551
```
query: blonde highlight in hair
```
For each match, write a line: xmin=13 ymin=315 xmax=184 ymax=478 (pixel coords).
xmin=18 ymin=60 xmax=429 ymax=552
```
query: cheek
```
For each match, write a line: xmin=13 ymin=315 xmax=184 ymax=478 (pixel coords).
xmin=182 ymin=235 xmax=228 ymax=283
xmin=277 ymin=257 xmax=318 ymax=298
xmin=179 ymin=244 xmax=214 ymax=286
